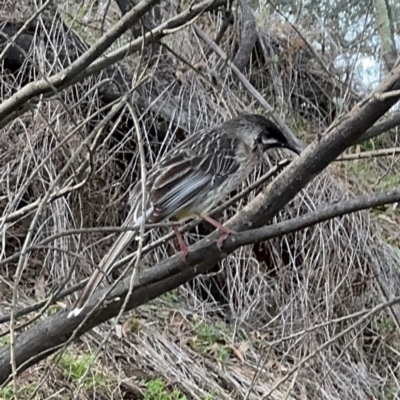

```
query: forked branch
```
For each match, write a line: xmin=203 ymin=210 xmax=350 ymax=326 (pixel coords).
xmin=1 ymin=57 xmax=400 ymax=382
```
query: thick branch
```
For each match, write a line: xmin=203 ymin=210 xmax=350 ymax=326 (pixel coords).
xmin=232 ymin=0 xmax=256 ymax=71
xmin=194 ymin=30 xmax=400 ymax=234
xmin=2 ymin=59 xmax=400 ymax=382
xmin=2 ymin=6 xmax=400 ymax=384
xmin=357 ymin=111 xmax=400 ymax=143
xmin=1 ymin=186 xmax=400 ymax=382
xmin=373 ymin=0 xmax=398 ymax=71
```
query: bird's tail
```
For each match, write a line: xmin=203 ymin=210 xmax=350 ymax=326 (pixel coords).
xmin=68 ymin=191 xmax=152 ymax=318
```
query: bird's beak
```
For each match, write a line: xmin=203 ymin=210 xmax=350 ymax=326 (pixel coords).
xmin=283 ymin=142 xmax=302 ymax=155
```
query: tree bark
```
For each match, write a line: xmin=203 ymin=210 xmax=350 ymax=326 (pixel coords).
xmin=232 ymin=0 xmax=256 ymax=71
xmin=357 ymin=111 xmax=400 ymax=143
xmin=2 ymin=57 xmax=400 ymax=383
xmin=373 ymin=0 xmax=398 ymax=71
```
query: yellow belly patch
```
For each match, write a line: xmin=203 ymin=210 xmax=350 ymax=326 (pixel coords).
xmin=173 ymin=207 xmax=194 ymax=221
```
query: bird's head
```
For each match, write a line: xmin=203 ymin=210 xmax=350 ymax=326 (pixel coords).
xmin=227 ymin=114 xmax=302 ymax=156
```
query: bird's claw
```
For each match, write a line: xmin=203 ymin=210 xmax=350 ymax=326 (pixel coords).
xmin=217 ymin=228 xmax=236 ymax=249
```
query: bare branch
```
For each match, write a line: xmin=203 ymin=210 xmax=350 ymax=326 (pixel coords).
xmin=223 ymin=68 xmax=400 ymax=235
xmin=0 ymin=0 xmax=158 ymax=126
xmin=336 ymin=147 xmax=400 ymax=161
xmin=357 ymin=111 xmax=400 ymax=143
xmin=0 ymin=0 xmax=226 ymax=129
xmin=232 ymin=0 xmax=256 ymax=71
xmin=205 ymin=9 xmax=233 ymax=57
xmin=0 ymin=0 xmax=52 ymax=64
xmin=262 ymin=293 xmax=400 ymax=399
xmin=375 ymin=88 xmax=400 ymax=100
xmin=2 ymin=185 xmax=400 ymax=383
xmin=373 ymin=0 xmax=398 ymax=71
xmin=193 ymin=25 xmax=303 ymax=151
xmin=2 ymin=51 xmax=400 ymax=383
xmin=3 ymin=2 xmax=400 ymax=391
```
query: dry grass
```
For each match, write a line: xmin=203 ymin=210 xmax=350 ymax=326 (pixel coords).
xmin=1 ymin=1 xmax=400 ymax=399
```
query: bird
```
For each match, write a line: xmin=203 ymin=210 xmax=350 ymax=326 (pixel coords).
xmin=68 ymin=113 xmax=301 ymax=317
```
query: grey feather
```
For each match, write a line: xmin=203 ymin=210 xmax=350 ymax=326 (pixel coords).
xmin=68 ymin=114 xmax=300 ymax=317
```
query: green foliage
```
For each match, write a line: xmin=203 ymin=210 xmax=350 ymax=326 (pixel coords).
xmin=381 ymin=383 xmax=397 ymax=400
xmin=377 ymin=317 xmax=397 ymax=336
xmin=0 ymin=384 xmax=16 ymax=400
xmin=188 ymin=322 xmax=231 ymax=364
xmin=203 ymin=393 xmax=215 ymax=400
xmin=165 ymin=290 xmax=177 ymax=303
xmin=342 ymin=155 xmax=400 ymax=194
xmin=57 ymin=351 xmax=114 ymax=389
xmin=129 ymin=312 xmax=142 ymax=333
xmin=0 ymin=383 xmax=35 ymax=400
xmin=46 ymin=303 xmax=63 ymax=315
xmin=143 ymin=378 xmax=187 ymax=400
xmin=0 ymin=334 xmax=10 ymax=345
xmin=58 ymin=352 xmax=97 ymax=381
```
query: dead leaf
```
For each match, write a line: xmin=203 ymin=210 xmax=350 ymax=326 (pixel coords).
xmin=169 ymin=311 xmax=190 ymax=331
xmin=34 ymin=275 xmax=46 ymax=300
xmin=230 ymin=341 xmax=249 ymax=363
xmin=122 ymin=319 xmax=131 ymax=338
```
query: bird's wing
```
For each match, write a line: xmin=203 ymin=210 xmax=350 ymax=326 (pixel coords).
xmin=149 ymin=134 xmax=241 ymax=222
xmin=68 ymin=133 xmax=242 ymax=318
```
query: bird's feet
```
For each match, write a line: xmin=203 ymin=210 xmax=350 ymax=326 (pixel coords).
xmin=179 ymin=246 xmax=189 ymax=262
xmin=216 ymin=225 xmax=236 ymax=248
xmin=173 ymin=225 xmax=190 ymax=262
xmin=200 ymin=215 xmax=236 ymax=249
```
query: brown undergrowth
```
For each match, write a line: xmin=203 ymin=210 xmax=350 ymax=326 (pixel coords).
xmin=1 ymin=1 xmax=400 ymax=399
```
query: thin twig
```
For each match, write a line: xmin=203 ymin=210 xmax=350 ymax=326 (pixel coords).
xmin=336 ymin=147 xmax=400 ymax=161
